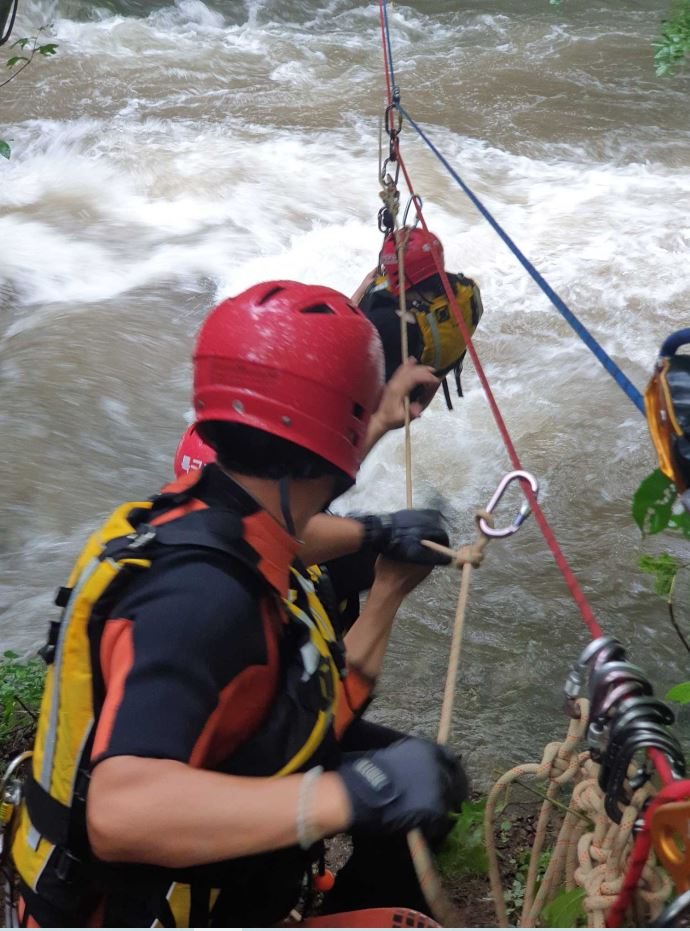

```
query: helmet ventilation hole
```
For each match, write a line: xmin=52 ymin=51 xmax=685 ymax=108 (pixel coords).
xmin=300 ymin=304 xmax=335 ymax=314
xmin=258 ymin=286 xmax=285 ymax=305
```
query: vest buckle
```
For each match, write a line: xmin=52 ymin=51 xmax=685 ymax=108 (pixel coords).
xmin=127 ymin=527 xmax=157 ymax=550
xmin=55 ymin=846 xmax=81 ymax=884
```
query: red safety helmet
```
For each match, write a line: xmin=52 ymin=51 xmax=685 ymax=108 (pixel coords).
xmin=380 ymin=227 xmax=444 ymax=295
xmin=193 ymin=281 xmax=384 ymax=480
xmin=173 ymin=423 xmax=216 ymax=478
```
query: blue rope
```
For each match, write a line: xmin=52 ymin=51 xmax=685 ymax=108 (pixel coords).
xmin=396 ymin=104 xmax=645 ymax=414
xmin=381 ymin=0 xmax=398 ymax=98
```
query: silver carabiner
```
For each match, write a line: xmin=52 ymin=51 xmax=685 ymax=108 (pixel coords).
xmin=478 ymin=470 xmax=539 ymax=538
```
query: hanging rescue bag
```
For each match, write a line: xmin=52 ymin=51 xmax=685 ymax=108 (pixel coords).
xmin=406 ymin=273 xmax=483 ymax=378
xmin=360 ymin=272 xmax=483 ymax=397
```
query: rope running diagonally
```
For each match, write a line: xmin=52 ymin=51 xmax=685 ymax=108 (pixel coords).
xmin=395 ymin=105 xmax=645 ymax=415
xmin=375 ymin=1 xmax=682 ymax=924
xmin=378 ymin=5 xmax=684 ymax=795
xmin=377 ymin=0 xmax=644 ymax=415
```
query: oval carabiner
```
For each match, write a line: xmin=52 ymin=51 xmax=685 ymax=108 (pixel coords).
xmin=478 ymin=470 xmax=539 ymax=539
xmin=402 ymin=194 xmax=423 ymax=229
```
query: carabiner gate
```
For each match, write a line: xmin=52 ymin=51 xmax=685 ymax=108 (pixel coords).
xmin=478 ymin=470 xmax=539 ymax=538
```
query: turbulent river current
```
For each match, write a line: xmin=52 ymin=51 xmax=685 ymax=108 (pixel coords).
xmin=1 ymin=0 xmax=689 ymax=780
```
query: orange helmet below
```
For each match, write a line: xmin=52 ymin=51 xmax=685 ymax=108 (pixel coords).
xmin=193 ymin=281 xmax=384 ymax=480
xmin=173 ymin=424 xmax=216 ymax=478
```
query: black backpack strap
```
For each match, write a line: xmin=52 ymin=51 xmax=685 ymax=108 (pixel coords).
xmin=103 ymin=508 xmax=262 ymax=581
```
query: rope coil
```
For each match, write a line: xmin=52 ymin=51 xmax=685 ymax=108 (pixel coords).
xmin=485 ymin=701 xmax=672 ymax=928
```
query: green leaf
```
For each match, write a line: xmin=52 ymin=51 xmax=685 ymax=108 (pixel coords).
xmin=638 ymin=553 xmax=680 ymax=597
xmin=541 ymin=888 xmax=585 ymax=928
xmin=666 ymin=681 xmax=690 ymax=704
xmin=11 ymin=37 xmax=30 ymax=49
xmin=632 ymin=469 xmax=681 ymax=536
xmin=3 ymin=650 xmax=19 ymax=659
xmin=436 ymin=798 xmax=489 ymax=880
xmin=669 ymin=507 xmax=690 ymax=537
xmin=6 ymin=55 xmax=29 ymax=68
xmin=38 ymin=44 xmax=58 ymax=56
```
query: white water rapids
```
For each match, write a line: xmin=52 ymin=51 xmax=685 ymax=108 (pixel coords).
xmin=1 ymin=0 xmax=689 ymax=778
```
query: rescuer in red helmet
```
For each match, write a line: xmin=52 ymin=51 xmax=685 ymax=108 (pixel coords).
xmin=353 ymin=226 xmax=484 ymax=401
xmin=12 ymin=281 xmax=465 ymax=928
xmin=172 ymin=361 xmax=454 ymax=581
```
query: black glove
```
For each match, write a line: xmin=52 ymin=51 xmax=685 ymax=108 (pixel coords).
xmin=355 ymin=509 xmax=451 ymax=565
xmin=337 ymin=737 xmax=466 ymax=836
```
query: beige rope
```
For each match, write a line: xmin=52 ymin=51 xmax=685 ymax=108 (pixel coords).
xmin=484 ymin=700 xmax=672 ymax=928
xmin=404 ymin=512 xmax=495 ymax=926
xmin=395 ymin=225 xmax=413 ymax=508
xmin=380 ymin=163 xmax=493 ymax=925
xmin=435 ymin=511 xmax=493 ymax=746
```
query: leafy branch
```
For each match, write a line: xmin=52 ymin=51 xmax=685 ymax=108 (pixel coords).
xmin=0 ymin=26 xmax=57 ymax=159
xmin=0 ymin=29 xmax=57 ymax=91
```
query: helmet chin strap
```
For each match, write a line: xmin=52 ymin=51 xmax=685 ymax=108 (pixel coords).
xmin=279 ymin=476 xmax=296 ymax=537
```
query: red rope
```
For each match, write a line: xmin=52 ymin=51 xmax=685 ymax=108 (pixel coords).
xmin=377 ymin=3 xmax=684 ymax=920
xmin=393 ymin=142 xmax=603 ymax=640
xmin=378 ymin=3 xmax=393 ymax=118
xmin=606 ymin=777 xmax=690 ymax=926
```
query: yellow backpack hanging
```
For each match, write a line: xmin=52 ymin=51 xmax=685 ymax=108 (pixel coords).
xmin=408 ymin=273 xmax=484 ymax=377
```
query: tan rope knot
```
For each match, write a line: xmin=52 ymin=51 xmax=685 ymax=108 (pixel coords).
xmin=485 ymin=699 xmax=673 ymax=928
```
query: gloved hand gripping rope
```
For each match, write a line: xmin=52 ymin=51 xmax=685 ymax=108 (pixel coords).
xmin=400 ymin=472 xmax=540 ymax=927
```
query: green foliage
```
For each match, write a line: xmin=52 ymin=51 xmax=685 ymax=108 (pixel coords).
xmin=0 ymin=651 xmax=45 ymax=745
xmin=541 ymin=887 xmax=586 ymax=928
xmin=436 ymin=798 xmax=489 ymax=880
xmin=666 ymin=681 xmax=690 ymax=704
xmin=632 ymin=469 xmax=690 ymax=538
xmin=0 ymin=27 xmax=59 ymax=162
xmin=503 ymin=848 xmax=551 ymax=920
xmin=638 ymin=552 xmax=681 ymax=597
xmin=549 ymin=0 xmax=690 ymax=76
xmin=655 ymin=0 xmax=690 ymax=75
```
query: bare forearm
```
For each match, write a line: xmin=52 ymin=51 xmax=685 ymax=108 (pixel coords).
xmin=344 ymin=583 xmax=404 ymax=680
xmin=362 ymin=412 xmax=388 ymax=459
xmin=300 ymin=513 xmax=365 ymax=565
xmin=350 ymin=268 xmax=377 ymax=306
xmin=88 ymin=757 xmax=350 ymax=868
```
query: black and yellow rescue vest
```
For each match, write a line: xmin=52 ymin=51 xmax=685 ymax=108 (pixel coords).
xmin=365 ymin=272 xmax=484 ymax=376
xmin=645 ymin=329 xmax=690 ymax=493
xmin=12 ymin=481 xmax=343 ymax=926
